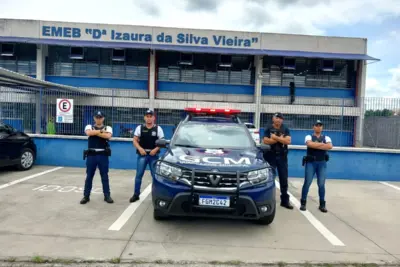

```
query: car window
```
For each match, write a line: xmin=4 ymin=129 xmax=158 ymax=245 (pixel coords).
xmin=173 ymin=123 xmax=254 ymax=149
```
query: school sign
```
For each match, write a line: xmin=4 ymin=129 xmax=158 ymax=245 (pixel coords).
xmin=0 ymin=18 xmax=373 ymax=58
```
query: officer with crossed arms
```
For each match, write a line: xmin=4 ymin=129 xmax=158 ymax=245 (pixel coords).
xmin=300 ymin=120 xmax=332 ymax=212
xmin=263 ymin=112 xmax=293 ymax=210
xmin=80 ymin=111 xmax=114 ymax=205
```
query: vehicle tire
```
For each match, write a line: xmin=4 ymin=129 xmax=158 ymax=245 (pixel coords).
xmin=153 ymin=209 xmax=168 ymax=221
xmin=17 ymin=148 xmax=35 ymax=171
xmin=256 ymin=204 xmax=276 ymax=225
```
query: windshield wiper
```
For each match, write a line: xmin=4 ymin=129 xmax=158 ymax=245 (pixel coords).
xmin=174 ymin=144 xmax=200 ymax=148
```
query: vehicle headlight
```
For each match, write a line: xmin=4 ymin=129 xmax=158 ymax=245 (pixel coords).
xmin=156 ymin=161 xmax=182 ymax=181
xmin=247 ymin=168 xmax=272 ymax=184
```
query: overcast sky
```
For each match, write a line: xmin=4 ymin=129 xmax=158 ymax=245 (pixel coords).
xmin=1 ymin=0 xmax=399 ymax=98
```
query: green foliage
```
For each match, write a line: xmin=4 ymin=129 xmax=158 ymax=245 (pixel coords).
xmin=364 ymin=109 xmax=394 ymax=117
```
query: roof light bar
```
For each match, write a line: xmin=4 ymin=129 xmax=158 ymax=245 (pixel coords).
xmin=184 ymin=107 xmax=241 ymax=114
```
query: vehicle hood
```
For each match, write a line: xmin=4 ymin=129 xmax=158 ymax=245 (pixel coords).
xmin=161 ymin=147 xmax=268 ymax=171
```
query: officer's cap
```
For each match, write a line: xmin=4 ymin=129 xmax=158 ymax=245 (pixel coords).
xmin=314 ymin=120 xmax=323 ymax=126
xmin=273 ymin=112 xmax=284 ymax=119
xmin=94 ymin=111 xmax=105 ymax=118
xmin=145 ymin=109 xmax=154 ymax=116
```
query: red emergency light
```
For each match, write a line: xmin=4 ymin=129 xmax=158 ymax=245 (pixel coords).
xmin=184 ymin=107 xmax=241 ymax=114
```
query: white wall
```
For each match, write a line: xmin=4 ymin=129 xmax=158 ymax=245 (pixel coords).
xmin=79 ymin=87 xmax=148 ymax=98
xmin=261 ymin=33 xmax=366 ymax=55
xmin=261 ymin=96 xmax=355 ymax=107
xmin=156 ymin=91 xmax=254 ymax=103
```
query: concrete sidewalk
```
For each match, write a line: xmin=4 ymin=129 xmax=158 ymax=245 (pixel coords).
xmin=0 ymin=166 xmax=399 ymax=266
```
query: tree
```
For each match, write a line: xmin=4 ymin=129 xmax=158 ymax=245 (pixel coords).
xmin=364 ymin=109 xmax=394 ymax=117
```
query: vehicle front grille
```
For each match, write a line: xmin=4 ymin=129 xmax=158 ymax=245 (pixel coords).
xmin=181 ymin=170 xmax=247 ymax=188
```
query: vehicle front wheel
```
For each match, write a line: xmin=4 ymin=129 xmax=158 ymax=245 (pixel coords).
xmin=17 ymin=148 xmax=35 ymax=171
xmin=153 ymin=209 xmax=168 ymax=221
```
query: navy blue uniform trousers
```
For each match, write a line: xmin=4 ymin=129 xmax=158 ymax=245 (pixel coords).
xmin=264 ymin=153 xmax=290 ymax=204
xmin=83 ymin=154 xmax=110 ymax=197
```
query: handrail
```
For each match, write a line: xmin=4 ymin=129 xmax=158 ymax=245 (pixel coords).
xmin=27 ymin=134 xmax=400 ymax=154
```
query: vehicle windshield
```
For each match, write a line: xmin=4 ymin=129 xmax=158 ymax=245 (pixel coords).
xmin=173 ymin=123 xmax=254 ymax=149
xmin=245 ymin=123 xmax=255 ymax=129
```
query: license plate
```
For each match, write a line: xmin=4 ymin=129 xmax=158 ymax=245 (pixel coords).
xmin=198 ymin=195 xmax=230 ymax=207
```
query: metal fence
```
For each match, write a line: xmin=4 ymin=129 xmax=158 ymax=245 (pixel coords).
xmin=1 ymin=86 xmax=399 ymax=148
xmin=362 ymin=97 xmax=400 ymax=149
xmin=363 ymin=116 xmax=400 ymax=149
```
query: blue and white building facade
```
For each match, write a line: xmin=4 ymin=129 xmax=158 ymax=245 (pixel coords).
xmin=0 ymin=19 xmax=378 ymax=147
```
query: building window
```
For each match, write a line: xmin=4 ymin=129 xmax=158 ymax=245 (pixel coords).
xmin=262 ymin=56 xmax=356 ymax=89
xmin=0 ymin=43 xmax=37 ymax=75
xmin=46 ymin=46 xmax=149 ymax=80
xmin=157 ymin=51 xmax=255 ymax=85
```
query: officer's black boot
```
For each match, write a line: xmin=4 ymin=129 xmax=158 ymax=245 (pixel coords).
xmin=319 ymin=200 xmax=327 ymax=213
xmin=130 ymin=194 xmax=140 ymax=203
xmin=104 ymin=196 xmax=114 ymax=204
xmin=80 ymin=196 xmax=90 ymax=204
xmin=300 ymin=199 xmax=306 ymax=211
xmin=280 ymin=196 xmax=293 ymax=210
xmin=281 ymin=202 xmax=294 ymax=209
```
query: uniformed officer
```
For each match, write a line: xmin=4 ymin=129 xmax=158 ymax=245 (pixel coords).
xmin=80 ymin=111 xmax=114 ymax=204
xmin=263 ymin=112 xmax=293 ymax=209
xmin=130 ymin=109 xmax=164 ymax=202
xmin=300 ymin=120 xmax=332 ymax=212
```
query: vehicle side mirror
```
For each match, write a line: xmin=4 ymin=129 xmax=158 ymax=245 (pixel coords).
xmin=257 ymin=143 xmax=271 ymax=152
xmin=156 ymin=139 xmax=170 ymax=148
xmin=6 ymin=128 xmax=16 ymax=135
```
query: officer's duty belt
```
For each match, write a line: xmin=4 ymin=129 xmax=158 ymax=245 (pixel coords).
xmin=302 ymin=154 xmax=329 ymax=166
xmin=83 ymin=148 xmax=111 ymax=160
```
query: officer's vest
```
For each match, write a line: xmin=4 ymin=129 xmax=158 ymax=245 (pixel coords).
xmin=267 ymin=124 xmax=288 ymax=154
xmin=137 ymin=124 xmax=158 ymax=153
xmin=306 ymin=135 xmax=327 ymax=161
xmin=88 ymin=125 xmax=109 ymax=149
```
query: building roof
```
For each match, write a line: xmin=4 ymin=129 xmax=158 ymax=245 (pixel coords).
xmin=0 ymin=67 xmax=91 ymax=94
xmin=0 ymin=18 xmax=380 ymax=61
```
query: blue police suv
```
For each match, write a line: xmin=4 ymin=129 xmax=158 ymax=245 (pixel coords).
xmin=152 ymin=107 xmax=276 ymax=225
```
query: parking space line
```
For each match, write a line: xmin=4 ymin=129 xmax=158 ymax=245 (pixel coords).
xmin=108 ymin=183 xmax=152 ymax=231
xmin=0 ymin=167 xmax=64 ymax=190
xmin=275 ymin=180 xmax=345 ymax=247
xmin=380 ymin=181 xmax=400 ymax=192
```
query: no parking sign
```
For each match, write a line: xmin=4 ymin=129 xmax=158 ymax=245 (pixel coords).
xmin=56 ymin=98 xmax=74 ymax=123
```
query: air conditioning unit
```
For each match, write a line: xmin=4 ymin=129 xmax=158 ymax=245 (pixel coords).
xmin=321 ymin=59 xmax=335 ymax=72
xmin=69 ymin=47 xmax=84 ymax=59
xmin=112 ymin=48 xmax=125 ymax=61
xmin=178 ymin=53 xmax=193 ymax=65
xmin=1 ymin=43 xmax=15 ymax=57
xmin=218 ymin=54 xmax=232 ymax=68
xmin=283 ymin=57 xmax=296 ymax=70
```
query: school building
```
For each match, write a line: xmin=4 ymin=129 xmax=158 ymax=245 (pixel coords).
xmin=0 ymin=18 xmax=379 ymax=146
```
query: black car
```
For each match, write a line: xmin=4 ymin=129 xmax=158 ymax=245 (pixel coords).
xmin=0 ymin=123 xmax=37 ymax=170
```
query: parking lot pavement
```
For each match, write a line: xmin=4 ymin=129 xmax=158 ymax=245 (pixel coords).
xmin=0 ymin=166 xmax=62 ymax=185
xmin=0 ymin=166 xmax=399 ymax=265
xmin=0 ymin=166 xmax=151 ymax=261
xmin=289 ymin=178 xmax=400 ymax=257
